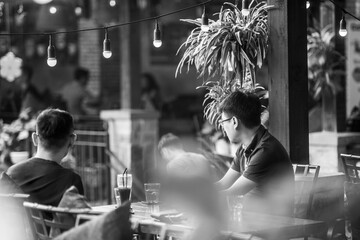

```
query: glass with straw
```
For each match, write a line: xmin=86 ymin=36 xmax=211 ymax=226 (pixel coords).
xmin=116 ymin=169 xmax=132 ymax=205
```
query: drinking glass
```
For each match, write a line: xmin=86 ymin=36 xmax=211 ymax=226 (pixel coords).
xmin=227 ymin=195 xmax=243 ymax=222
xmin=144 ymin=183 xmax=160 ymax=204
xmin=114 ymin=187 xmax=121 ymax=207
xmin=117 ymin=173 xmax=133 ymax=203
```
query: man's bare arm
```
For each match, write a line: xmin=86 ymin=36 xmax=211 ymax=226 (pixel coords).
xmin=215 ymin=168 xmax=241 ymax=190
xmin=221 ymin=176 xmax=256 ymax=195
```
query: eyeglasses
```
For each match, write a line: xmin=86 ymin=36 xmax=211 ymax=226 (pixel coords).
xmin=219 ymin=117 xmax=232 ymax=125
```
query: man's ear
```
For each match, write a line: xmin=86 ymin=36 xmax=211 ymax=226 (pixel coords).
xmin=69 ymin=134 xmax=77 ymax=147
xmin=233 ymin=117 xmax=240 ymax=130
xmin=32 ymin=132 xmax=38 ymax=147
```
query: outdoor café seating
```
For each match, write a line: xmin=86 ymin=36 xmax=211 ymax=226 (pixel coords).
xmin=2 ymin=0 xmax=360 ymax=239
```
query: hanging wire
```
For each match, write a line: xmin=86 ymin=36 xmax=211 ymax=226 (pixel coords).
xmin=0 ymin=0 xmax=215 ymax=36
xmin=327 ymin=0 xmax=360 ymax=22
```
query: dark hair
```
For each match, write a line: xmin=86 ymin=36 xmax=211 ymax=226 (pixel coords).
xmin=218 ymin=91 xmax=261 ymax=129
xmin=36 ymin=109 xmax=74 ymax=149
xmin=142 ymin=73 xmax=159 ymax=92
xmin=74 ymin=67 xmax=89 ymax=81
xmin=158 ymin=133 xmax=183 ymax=151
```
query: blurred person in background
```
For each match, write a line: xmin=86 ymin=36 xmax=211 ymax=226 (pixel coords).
xmin=158 ymin=133 xmax=186 ymax=163
xmin=5 ymin=109 xmax=84 ymax=206
xmin=215 ymin=91 xmax=294 ymax=216
xmin=18 ymin=65 xmax=54 ymax=113
xmin=59 ymin=67 xmax=98 ymax=116
xmin=163 ymin=152 xmax=224 ymax=240
xmin=141 ymin=73 xmax=162 ymax=111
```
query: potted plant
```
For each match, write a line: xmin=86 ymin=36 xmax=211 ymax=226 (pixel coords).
xmin=176 ymin=1 xmax=271 ymax=127
xmin=0 ymin=109 xmax=36 ymax=170
xmin=307 ymin=25 xmax=344 ymax=132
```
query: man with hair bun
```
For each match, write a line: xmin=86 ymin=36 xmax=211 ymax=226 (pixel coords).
xmin=5 ymin=108 xmax=84 ymax=206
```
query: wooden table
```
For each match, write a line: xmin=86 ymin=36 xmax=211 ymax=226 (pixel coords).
xmin=92 ymin=203 xmax=328 ymax=239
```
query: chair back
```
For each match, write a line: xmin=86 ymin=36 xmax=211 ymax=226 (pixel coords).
xmin=293 ymin=164 xmax=320 ymax=219
xmin=23 ymin=201 xmax=101 ymax=240
xmin=341 ymin=154 xmax=360 ymax=183
xmin=0 ymin=193 xmax=31 ymax=240
xmin=344 ymin=181 xmax=360 ymax=239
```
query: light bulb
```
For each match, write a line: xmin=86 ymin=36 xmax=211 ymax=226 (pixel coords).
xmin=49 ymin=6 xmax=57 ymax=14
xmin=241 ymin=0 xmax=250 ymax=16
xmin=109 ymin=0 xmax=116 ymax=7
xmin=339 ymin=29 xmax=347 ymax=37
xmin=201 ymin=6 xmax=209 ymax=32
xmin=33 ymin=0 xmax=53 ymax=4
xmin=241 ymin=9 xmax=250 ymax=16
xmin=201 ymin=25 xmax=210 ymax=32
xmin=103 ymin=29 xmax=112 ymax=58
xmin=153 ymin=40 xmax=162 ymax=48
xmin=339 ymin=16 xmax=347 ymax=37
xmin=153 ymin=20 xmax=162 ymax=48
xmin=47 ymin=58 xmax=57 ymax=67
xmin=47 ymin=35 xmax=57 ymax=67
xmin=103 ymin=51 xmax=112 ymax=58
xmin=306 ymin=1 xmax=310 ymax=9
xmin=75 ymin=6 xmax=82 ymax=16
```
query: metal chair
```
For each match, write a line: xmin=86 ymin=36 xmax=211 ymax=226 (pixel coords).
xmin=341 ymin=154 xmax=360 ymax=183
xmin=293 ymin=164 xmax=320 ymax=219
xmin=344 ymin=181 xmax=360 ymax=240
xmin=23 ymin=201 xmax=101 ymax=240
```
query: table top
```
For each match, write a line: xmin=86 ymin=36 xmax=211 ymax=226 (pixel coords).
xmin=92 ymin=203 xmax=327 ymax=239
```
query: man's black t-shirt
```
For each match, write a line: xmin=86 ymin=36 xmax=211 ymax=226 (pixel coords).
xmin=6 ymin=158 xmax=84 ymax=206
xmin=231 ymin=125 xmax=295 ymax=216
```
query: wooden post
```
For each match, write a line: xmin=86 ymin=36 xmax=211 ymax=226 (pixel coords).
xmin=119 ymin=0 xmax=142 ymax=109
xmin=268 ymin=0 xmax=309 ymax=164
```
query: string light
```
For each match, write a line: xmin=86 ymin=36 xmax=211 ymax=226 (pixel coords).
xmin=49 ymin=6 xmax=57 ymax=14
xmin=153 ymin=20 xmax=162 ymax=48
xmin=201 ymin=5 xmax=209 ymax=32
xmin=75 ymin=5 xmax=82 ymax=16
xmin=33 ymin=0 xmax=53 ymax=4
xmin=103 ymin=29 xmax=112 ymax=58
xmin=241 ymin=0 xmax=250 ymax=16
xmin=2 ymin=0 xmax=357 ymax=68
xmin=47 ymin=35 xmax=57 ymax=67
xmin=306 ymin=1 xmax=310 ymax=9
xmin=339 ymin=15 xmax=347 ymax=37
xmin=109 ymin=0 xmax=116 ymax=7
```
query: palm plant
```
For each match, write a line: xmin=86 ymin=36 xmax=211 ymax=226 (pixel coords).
xmin=307 ymin=25 xmax=344 ymax=131
xmin=176 ymin=1 xmax=271 ymax=127
xmin=307 ymin=25 xmax=344 ymax=101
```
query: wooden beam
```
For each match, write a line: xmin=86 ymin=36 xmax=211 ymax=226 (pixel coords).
xmin=268 ymin=0 xmax=309 ymax=164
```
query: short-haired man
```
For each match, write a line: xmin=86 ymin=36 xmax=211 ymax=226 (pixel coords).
xmin=216 ymin=91 xmax=294 ymax=216
xmin=6 ymin=109 xmax=84 ymax=206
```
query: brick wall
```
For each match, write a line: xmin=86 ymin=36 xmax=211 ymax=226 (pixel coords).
xmin=78 ymin=18 xmax=101 ymax=97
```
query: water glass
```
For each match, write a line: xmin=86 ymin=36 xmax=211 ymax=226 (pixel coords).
xmin=114 ymin=187 xmax=121 ymax=207
xmin=227 ymin=195 xmax=243 ymax=222
xmin=144 ymin=183 xmax=160 ymax=204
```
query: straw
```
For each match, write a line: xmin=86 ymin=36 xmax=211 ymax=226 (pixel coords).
xmin=123 ymin=168 xmax=127 ymax=188
xmin=123 ymin=168 xmax=128 ymax=188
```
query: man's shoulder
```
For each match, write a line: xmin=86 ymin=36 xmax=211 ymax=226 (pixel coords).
xmin=6 ymin=158 xmax=35 ymax=173
xmin=251 ymin=131 xmax=290 ymax=163
xmin=259 ymin=131 xmax=288 ymax=152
